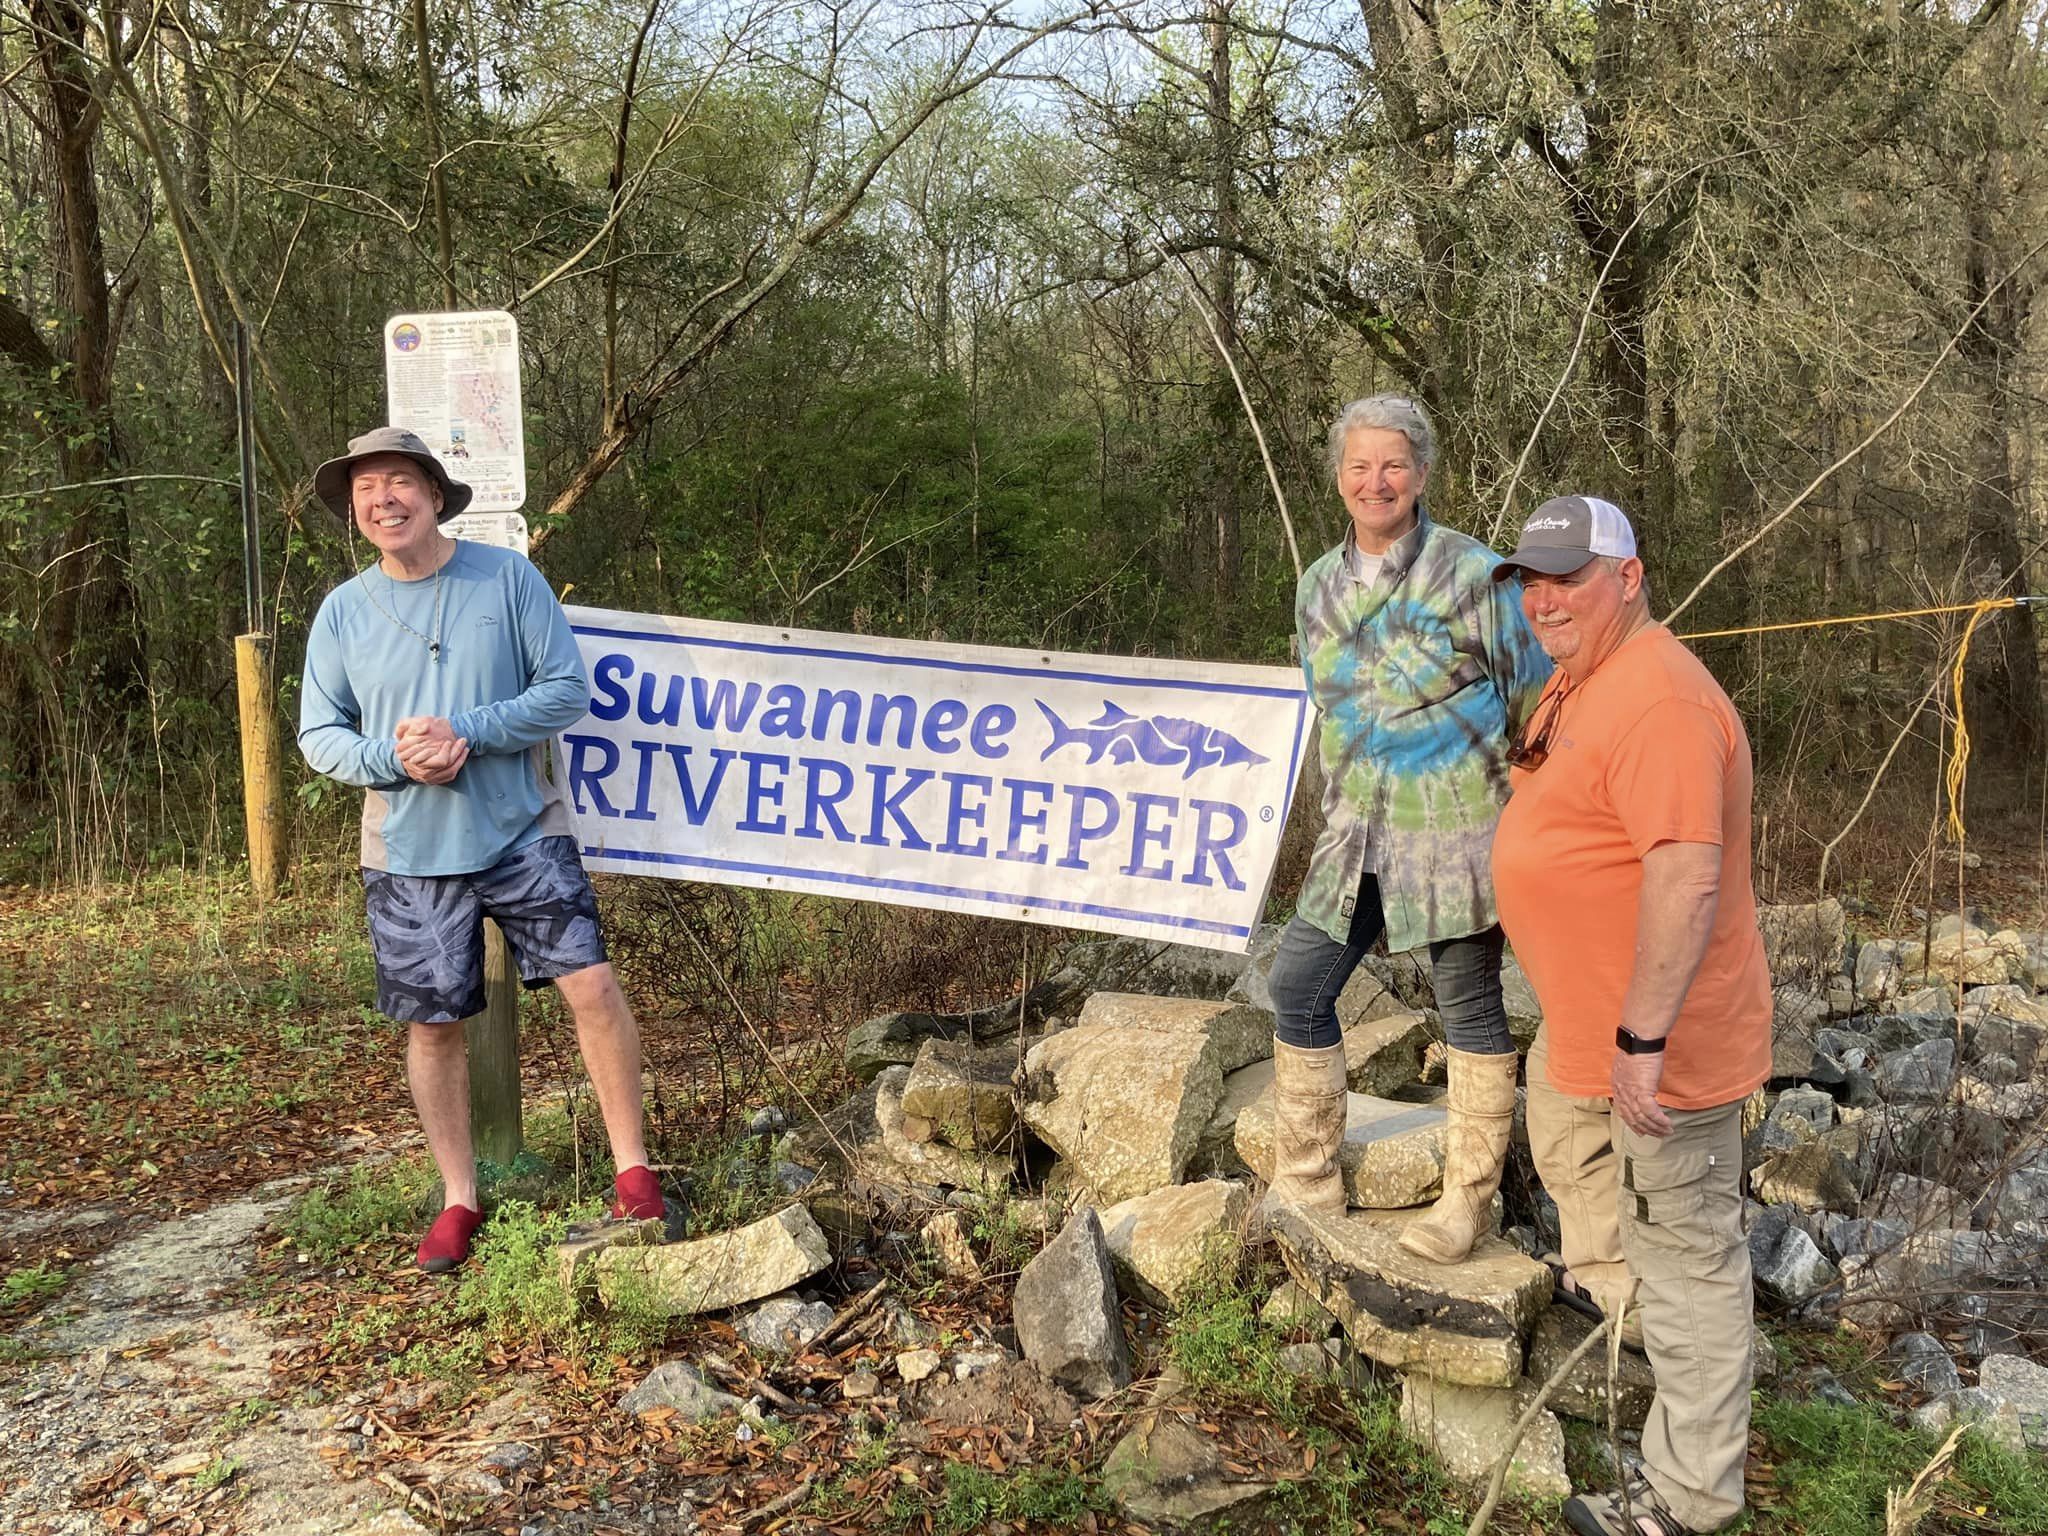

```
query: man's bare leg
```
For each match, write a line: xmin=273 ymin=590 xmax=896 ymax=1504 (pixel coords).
xmin=554 ymin=962 xmax=651 ymax=1173
xmin=408 ymin=1021 xmax=479 ymax=1210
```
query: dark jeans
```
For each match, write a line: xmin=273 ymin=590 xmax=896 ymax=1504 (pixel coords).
xmin=1269 ymin=873 xmax=1513 ymax=1054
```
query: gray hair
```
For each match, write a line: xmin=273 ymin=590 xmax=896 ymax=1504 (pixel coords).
xmin=1326 ymin=394 xmax=1436 ymax=480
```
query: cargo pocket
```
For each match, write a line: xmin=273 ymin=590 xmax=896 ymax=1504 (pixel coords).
xmin=1619 ymin=1144 xmax=1743 ymax=1268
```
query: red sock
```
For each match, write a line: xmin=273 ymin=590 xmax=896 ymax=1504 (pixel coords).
xmin=611 ymin=1165 xmax=664 ymax=1221
xmin=417 ymin=1204 xmax=483 ymax=1273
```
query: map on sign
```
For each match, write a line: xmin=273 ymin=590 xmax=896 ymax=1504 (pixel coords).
xmin=442 ymin=511 xmax=529 ymax=556
xmin=385 ymin=311 xmax=526 ymax=512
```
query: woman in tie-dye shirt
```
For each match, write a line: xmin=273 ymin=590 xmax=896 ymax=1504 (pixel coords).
xmin=1261 ymin=395 xmax=1551 ymax=1269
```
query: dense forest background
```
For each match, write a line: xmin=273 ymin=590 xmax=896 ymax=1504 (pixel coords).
xmin=5 ymin=0 xmax=2045 ymax=906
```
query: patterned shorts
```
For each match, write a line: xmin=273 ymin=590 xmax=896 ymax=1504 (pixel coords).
xmin=361 ymin=836 xmax=609 ymax=1023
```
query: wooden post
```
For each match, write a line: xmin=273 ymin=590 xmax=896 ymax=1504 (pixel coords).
xmin=465 ymin=919 xmax=523 ymax=1164
xmin=235 ymin=633 xmax=288 ymax=900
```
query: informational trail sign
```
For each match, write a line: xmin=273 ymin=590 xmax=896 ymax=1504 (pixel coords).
xmin=559 ymin=609 xmax=1314 ymax=952
xmin=442 ymin=511 xmax=530 ymax=555
xmin=385 ymin=310 xmax=526 ymax=512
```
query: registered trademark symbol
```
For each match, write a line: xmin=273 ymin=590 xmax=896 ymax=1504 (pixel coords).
xmin=1260 ymin=806 xmax=1275 ymax=822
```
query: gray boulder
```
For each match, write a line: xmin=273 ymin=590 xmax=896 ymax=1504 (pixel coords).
xmin=1979 ymin=1355 xmax=2048 ymax=1451
xmin=1875 ymin=1037 xmax=1956 ymax=1102
xmin=1758 ymin=899 xmax=1847 ymax=983
xmin=619 ymin=1361 xmax=742 ymax=1420
xmin=1887 ymin=1332 xmax=1961 ymax=1398
xmin=1011 ymin=1207 xmax=1132 ymax=1401
xmin=1750 ymin=1209 xmax=1839 ymax=1306
xmin=736 ymin=1295 xmax=834 ymax=1357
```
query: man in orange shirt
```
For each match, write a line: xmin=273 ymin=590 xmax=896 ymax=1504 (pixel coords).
xmin=1490 ymin=496 xmax=1771 ymax=1536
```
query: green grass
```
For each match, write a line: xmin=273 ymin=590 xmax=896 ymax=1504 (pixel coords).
xmin=1753 ymin=1397 xmax=2048 ymax=1535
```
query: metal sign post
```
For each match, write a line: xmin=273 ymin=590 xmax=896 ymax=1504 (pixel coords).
xmin=387 ymin=311 xmax=529 ymax=1166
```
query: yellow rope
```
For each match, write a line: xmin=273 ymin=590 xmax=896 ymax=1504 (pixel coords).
xmin=1674 ymin=596 xmax=2017 ymax=642
xmin=1674 ymin=596 xmax=2028 ymax=856
xmin=1945 ymin=602 xmax=2003 ymax=848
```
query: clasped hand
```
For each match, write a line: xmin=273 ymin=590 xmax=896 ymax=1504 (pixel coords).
xmin=396 ymin=715 xmax=469 ymax=784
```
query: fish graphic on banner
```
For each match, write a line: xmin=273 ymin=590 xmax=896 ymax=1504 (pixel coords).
xmin=1036 ymin=701 xmax=1270 ymax=779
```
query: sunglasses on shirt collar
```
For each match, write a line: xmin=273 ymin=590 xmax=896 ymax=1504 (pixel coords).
xmin=1507 ymin=682 xmax=1575 ymax=771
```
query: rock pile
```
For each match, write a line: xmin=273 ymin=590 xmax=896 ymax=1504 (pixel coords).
xmin=571 ymin=916 xmax=2048 ymax=1515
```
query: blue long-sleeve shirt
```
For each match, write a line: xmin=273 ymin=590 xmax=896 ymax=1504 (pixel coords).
xmin=299 ymin=542 xmax=588 ymax=874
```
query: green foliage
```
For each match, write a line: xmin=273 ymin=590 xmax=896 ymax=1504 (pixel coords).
xmin=931 ymin=1459 xmax=1105 ymax=1535
xmin=193 ymin=1456 xmax=239 ymax=1492
xmin=282 ymin=1159 xmax=438 ymax=1263
xmin=1159 ymin=1254 xmax=1303 ymax=1418
xmin=1 ymin=1260 xmax=69 ymax=1310
xmin=454 ymin=1199 xmax=673 ymax=1368
xmin=218 ymin=1397 xmax=276 ymax=1435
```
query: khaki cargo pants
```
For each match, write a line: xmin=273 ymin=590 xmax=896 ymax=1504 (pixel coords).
xmin=1526 ymin=1025 xmax=1752 ymax=1531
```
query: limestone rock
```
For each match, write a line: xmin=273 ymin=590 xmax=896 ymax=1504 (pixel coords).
xmin=1526 ymin=1306 xmax=1656 ymax=1427
xmin=619 ymin=1361 xmax=742 ymax=1420
xmin=1022 ymin=1023 xmax=1224 ymax=1203
xmin=1262 ymin=1280 xmax=1335 ymax=1334
xmin=1758 ymin=898 xmax=1847 ymax=983
xmin=555 ymin=1216 xmax=667 ymax=1295
xmin=1099 ymin=1179 xmax=1251 ymax=1306
xmin=1342 ymin=1011 xmax=1433 ymax=1097
xmin=1871 ymin=1173 xmax=1968 ymax=1228
xmin=1077 ymin=990 xmax=1274 ymax=1075
xmin=1875 ymin=1038 xmax=1956 ymax=1102
xmin=1979 ymin=1355 xmax=2048 ymax=1450
xmin=1058 ymin=933 xmax=1250 ymax=1003
xmin=596 ymin=1204 xmax=831 ymax=1317
xmin=1955 ymin=1391 xmax=2028 ymax=1456
xmin=1888 ymin=1332 xmax=1961 ymax=1398
xmin=1236 ymin=1091 xmax=1447 ymax=1209
xmin=1499 ymin=954 xmax=1545 ymax=1049
xmin=735 ymin=1295 xmax=834 ymax=1356
xmin=1749 ymin=1209 xmax=1839 ymax=1306
xmin=1928 ymin=927 xmax=2018 ymax=987
xmin=921 ymin=1208 xmax=982 ymax=1279
xmin=1189 ymin=1057 xmax=1270 ymax=1178
xmin=1401 ymin=1375 xmax=1570 ymax=1499
xmin=842 ymin=976 xmax=1069 ymax=1083
xmin=1271 ymin=1205 xmax=1551 ymax=1388
xmin=1752 ymin=1140 xmax=1861 ymax=1213
xmin=841 ymin=1368 xmax=881 ymax=1401
xmin=1011 ymin=1207 xmax=1131 ymax=1401
xmin=872 ymin=1066 xmax=1011 ymax=1192
xmin=896 ymin=1348 xmax=942 ymax=1382
xmin=1101 ymin=1417 xmax=1276 ymax=1527
xmin=900 ymin=1038 xmax=1016 ymax=1149
xmin=1855 ymin=940 xmax=1902 ymax=1004
xmin=1896 ymin=984 xmax=1955 ymax=1019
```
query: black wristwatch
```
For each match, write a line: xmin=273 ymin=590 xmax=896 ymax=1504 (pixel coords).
xmin=1616 ymin=1026 xmax=1667 ymax=1055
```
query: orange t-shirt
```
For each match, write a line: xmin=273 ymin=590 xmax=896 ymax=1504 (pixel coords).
xmin=1492 ymin=624 xmax=1772 ymax=1110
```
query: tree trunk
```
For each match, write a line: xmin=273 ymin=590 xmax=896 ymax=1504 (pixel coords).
xmin=27 ymin=0 xmax=147 ymax=725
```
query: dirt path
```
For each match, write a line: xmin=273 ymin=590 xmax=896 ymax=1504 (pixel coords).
xmin=0 ymin=1184 xmax=428 ymax=1536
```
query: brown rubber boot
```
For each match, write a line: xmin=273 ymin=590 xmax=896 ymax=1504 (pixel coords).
xmin=1398 ymin=1048 xmax=1518 ymax=1265
xmin=1262 ymin=1040 xmax=1350 ymax=1221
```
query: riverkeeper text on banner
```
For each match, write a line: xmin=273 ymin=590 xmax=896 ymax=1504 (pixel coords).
xmin=560 ymin=608 xmax=1314 ymax=952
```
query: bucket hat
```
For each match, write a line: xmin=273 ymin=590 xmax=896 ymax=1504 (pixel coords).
xmin=314 ymin=426 xmax=472 ymax=523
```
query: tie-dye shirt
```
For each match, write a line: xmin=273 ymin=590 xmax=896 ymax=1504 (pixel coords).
xmin=1295 ymin=510 xmax=1552 ymax=952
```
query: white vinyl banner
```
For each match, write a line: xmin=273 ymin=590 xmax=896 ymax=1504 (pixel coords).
xmin=560 ymin=609 xmax=1314 ymax=953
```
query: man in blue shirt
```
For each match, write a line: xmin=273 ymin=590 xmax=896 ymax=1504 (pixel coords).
xmin=300 ymin=427 xmax=663 ymax=1272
